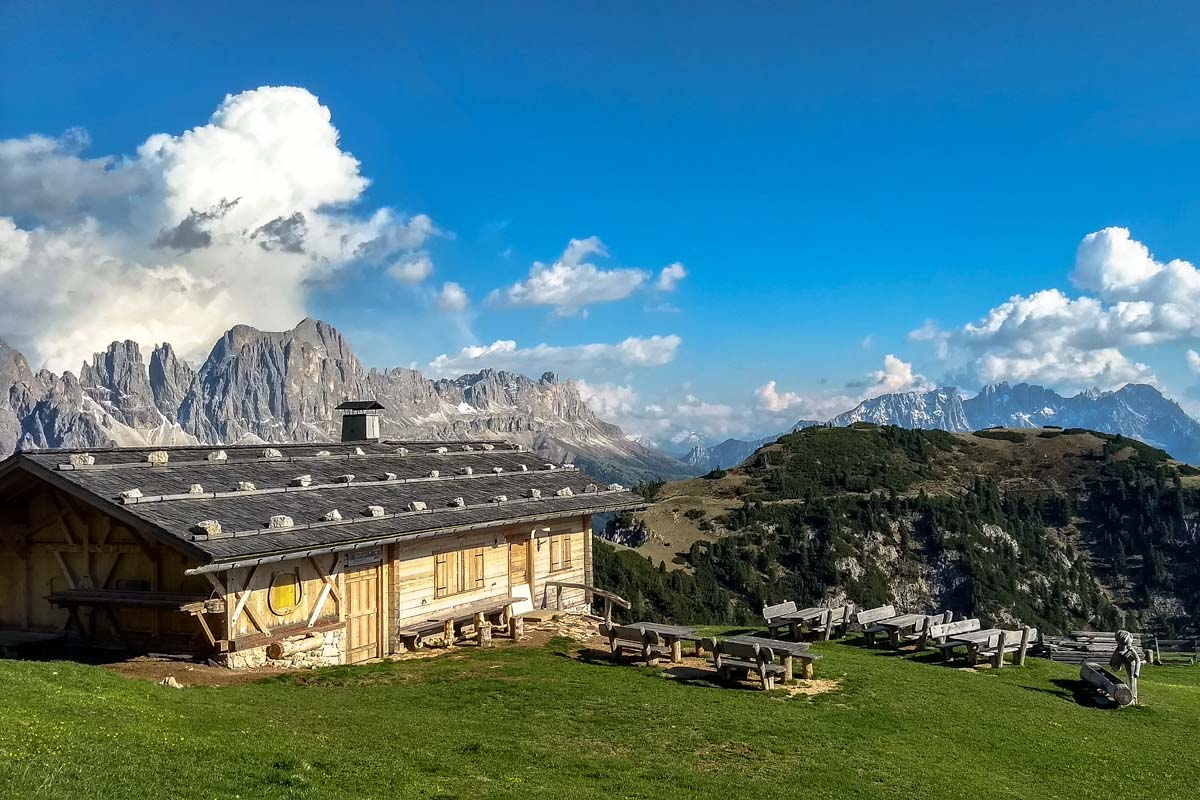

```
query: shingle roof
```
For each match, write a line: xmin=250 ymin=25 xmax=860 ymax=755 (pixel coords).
xmin=334 ymin=400 xmax=385 ymax=411
xmin=7 ymin=440 xmax=647 ymax=572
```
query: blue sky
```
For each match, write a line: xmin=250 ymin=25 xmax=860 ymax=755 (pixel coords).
xmin=3 ymin=2 xmax=1200 ymax=444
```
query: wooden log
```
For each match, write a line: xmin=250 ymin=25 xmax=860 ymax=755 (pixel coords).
xmin=511 ymin=615 xmax=524 ymax=640
xmin=1080 ymin=661 xmax=1134 ymax=707
xmin=266 ymin=635 xmax=323 ymax=660
xmin=992 ymin=630 xmax=1008 ymax=669
xmin=801 ymin=659 xmax=814 ymax=680
xmin=1016 ymin=626 xmax=1032 ymax=667
xmin=821 ymin=609 xmax=834 ymax=642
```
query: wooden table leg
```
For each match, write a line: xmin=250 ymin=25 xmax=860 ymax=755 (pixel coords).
xmin=801 ymin=659 xmax=814 ymax=679
xmin=671 ymin=639 xmax=682 ymax=663
xmin=783 ymin=654 xmax=794 ymax=684
xmin=694 ymin=639 xmax=705 ymax=658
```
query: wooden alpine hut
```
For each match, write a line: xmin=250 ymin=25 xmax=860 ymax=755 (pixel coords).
xmin=0 ymin=401 xmax=645 ymax=667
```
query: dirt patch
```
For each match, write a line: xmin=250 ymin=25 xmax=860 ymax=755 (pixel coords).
xmin=781 ymin=678 xmax=840 ymax=698
xmin=104 ymin=656 xmax=286 ymax=687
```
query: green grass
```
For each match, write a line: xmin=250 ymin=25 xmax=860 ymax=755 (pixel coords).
xmin=2 ymin=639 xmax=1199 ymax=799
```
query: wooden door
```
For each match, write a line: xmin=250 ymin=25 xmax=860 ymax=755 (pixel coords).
xmin=508 ymin=538 xmax=529 ymax=589
xmin=344 ymin=562 xmax=381 ymax=664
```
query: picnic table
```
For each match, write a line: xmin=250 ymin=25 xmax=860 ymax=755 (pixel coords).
xmin=631 ymin=622 xmax=699 ymax=663
xmin=872 ymin=614 xmax=929 ymax=648
xmin=774 ymin=607 xmax=827 ymax=639
xmin=724 ymin=635 xmax=817 ymax=681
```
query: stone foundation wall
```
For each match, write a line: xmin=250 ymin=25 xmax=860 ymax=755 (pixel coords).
xmin=223 ymin=629 xmax=345 ymax=670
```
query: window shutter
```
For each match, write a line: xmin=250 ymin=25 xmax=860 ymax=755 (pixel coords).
xmin=473 ymin=548 xmax=485 ymax=589
xmin=562 ymin=536 xmax=573 ymax=570
xmin=549 ymin=536 xmax=560 ymax=572
xmin=434 ymin=552 xmax=448 ymax=598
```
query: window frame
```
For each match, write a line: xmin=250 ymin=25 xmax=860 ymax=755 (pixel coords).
xmin=434 ymin=546 xmax=486 ymax=599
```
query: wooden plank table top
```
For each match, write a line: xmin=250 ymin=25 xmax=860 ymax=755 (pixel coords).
xmin=945 ymin=629 xmax=999 ymax=645
xmin=725 ymin=635 xmax=810 ymax=656
xmin=633 ymin=622 xmax=698 ymax=637
xmin=631 ymin=622 xmax=699 ymax=663
xmin=780 ymin=607 xmax=826 ymax=622
xmin=875 ymin=614 xmax=926 ymax=631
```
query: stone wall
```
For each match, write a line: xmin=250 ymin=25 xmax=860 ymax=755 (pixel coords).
xmin=223 ymin=629 xmax=345 ymax=670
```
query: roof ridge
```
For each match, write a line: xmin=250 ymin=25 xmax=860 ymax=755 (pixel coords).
xmin=204 ymin=486 xmax=620 ymax=540
xmin=55 ymin=445 xmax=525 ymax=472
xmin=118 ymin=463 xmax=579 ymax=505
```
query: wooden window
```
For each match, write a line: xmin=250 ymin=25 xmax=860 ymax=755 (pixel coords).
xmin=267 ymin=571 xmax=302 ymax=615
xmin=549 ymin=534 xmax=573 ymax=573
xmin=434 ymin=547 xmax=486 ymax=598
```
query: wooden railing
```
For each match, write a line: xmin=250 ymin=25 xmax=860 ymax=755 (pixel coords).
xmin=544 ymin=581 xmax=630 ymax=624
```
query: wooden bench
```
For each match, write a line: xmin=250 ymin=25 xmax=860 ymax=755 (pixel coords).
xmin=976 ymin=626 xmax=1037 ymax=668
xmin=704 ymin=636 xmax=821 ymax=684
xmin=703 ymin=637 xmax=787 ymax=690
xmin=940 ymin=626 xmax=1036 ymax=667
xmin=854 ymin=604 xmax=897 ymax=645
xmin=395 ymin=595 xmax=513 ymax=650
xmin=763 ymin=601 xmax=798 ymax=638
xmin=598 ymin=623 xmax=673 ymax=665
xmin=919 ymin=617 xmax=981 ymax=650
xmin=808 ymin=603 xmax=856 ymax=641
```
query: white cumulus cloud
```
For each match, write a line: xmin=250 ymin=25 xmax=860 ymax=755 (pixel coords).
xmin=909 ymin=227 xmax=1195 ymax=390
xmin=426 ymin=334 xmax=682 ymax=377
xmin=489 ymin=236 xmax=683 ymax=317
xmin=0 ymin=86 xmax=440 ymax=370
xmin=434 ymin=281 xmax=469 ymax=312
xmin=388 ymin=254 xmax=434 ymax=283
xmin=655 ymin=262 xmax=687 ymax=291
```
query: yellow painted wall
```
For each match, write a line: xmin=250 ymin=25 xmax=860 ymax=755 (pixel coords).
xmin=224 ymin=553 xmax=343 ymax=639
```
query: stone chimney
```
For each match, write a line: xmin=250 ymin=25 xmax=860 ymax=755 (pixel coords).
xmin=335 ymin=400 xmax=384 ymax=443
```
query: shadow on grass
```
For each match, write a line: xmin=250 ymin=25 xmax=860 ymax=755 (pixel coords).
xmin=1022 ymin=677 xmax=1115 ymax=709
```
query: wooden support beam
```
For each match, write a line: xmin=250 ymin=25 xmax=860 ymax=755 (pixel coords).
xmin=53 ymin=550 xmax=78 ymax=590
xmin=97 ymin=553 xmax=122 ymax=590
xmin=192 ymin=611 xmax=218 ymax=648
xmin=308 ymin=582 xmax=334 ymax=628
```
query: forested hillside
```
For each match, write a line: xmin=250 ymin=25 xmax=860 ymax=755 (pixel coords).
xmin=596 ymin=425 xmax=1200 ymax=634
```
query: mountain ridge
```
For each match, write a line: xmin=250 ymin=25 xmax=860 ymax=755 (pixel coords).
xmin=823 ymin=382 xmax=1200 ymax=464
xmin=0 ymin=319 xmax=694 ymax=485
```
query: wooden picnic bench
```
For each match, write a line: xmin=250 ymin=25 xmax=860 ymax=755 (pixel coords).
xmin=939 ymin=626 xmax=1037 ymax=667
xmin=764 ymin=601 xmax=852 ymax=641
xmin=394 ymin=594 xmax=514 ymax=650
xmin=918 ymin=617 xmax=981 ymax=650
xmin=725 ymin=635 xmax=820 ymax=680
xmin=808 ymin=603 xmax=856 ymax=641
xmin=630 ymin=622 xmax=699 ymax=662
xmin=702 ymin=636 xmax=821 ymax=689
xmin=598 ymin=623 xmax=674 ymax=665
xmin=854 ymin=604 xmax=896 ymax=644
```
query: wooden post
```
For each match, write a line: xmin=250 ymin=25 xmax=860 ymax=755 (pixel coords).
xmin=789 ymin=621 xmax=800 ymax=641
xmin=801 ymin=658 xmax=814 ymax=680
xmin=671 ymin=639 xmax=682 ymax=663
xmin=512 ymin=615 xmax=524 ymax=640
xmin=782 ymin=654 xmax=794 ymax=684
xmin=443 ymin=618 xmax=455 ymax=647
xmin=556 ymin=584 xmax=563 ymax=611
xmin=603 ymin=597 xmax=613 ymax=626
xmin=821 ymin=609 xmax=834 ymax=642
xmin=1016 ymin=626 xmax=1032 ymax=666
xmin=992 ymin=630 xmax=1008 ymax=669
